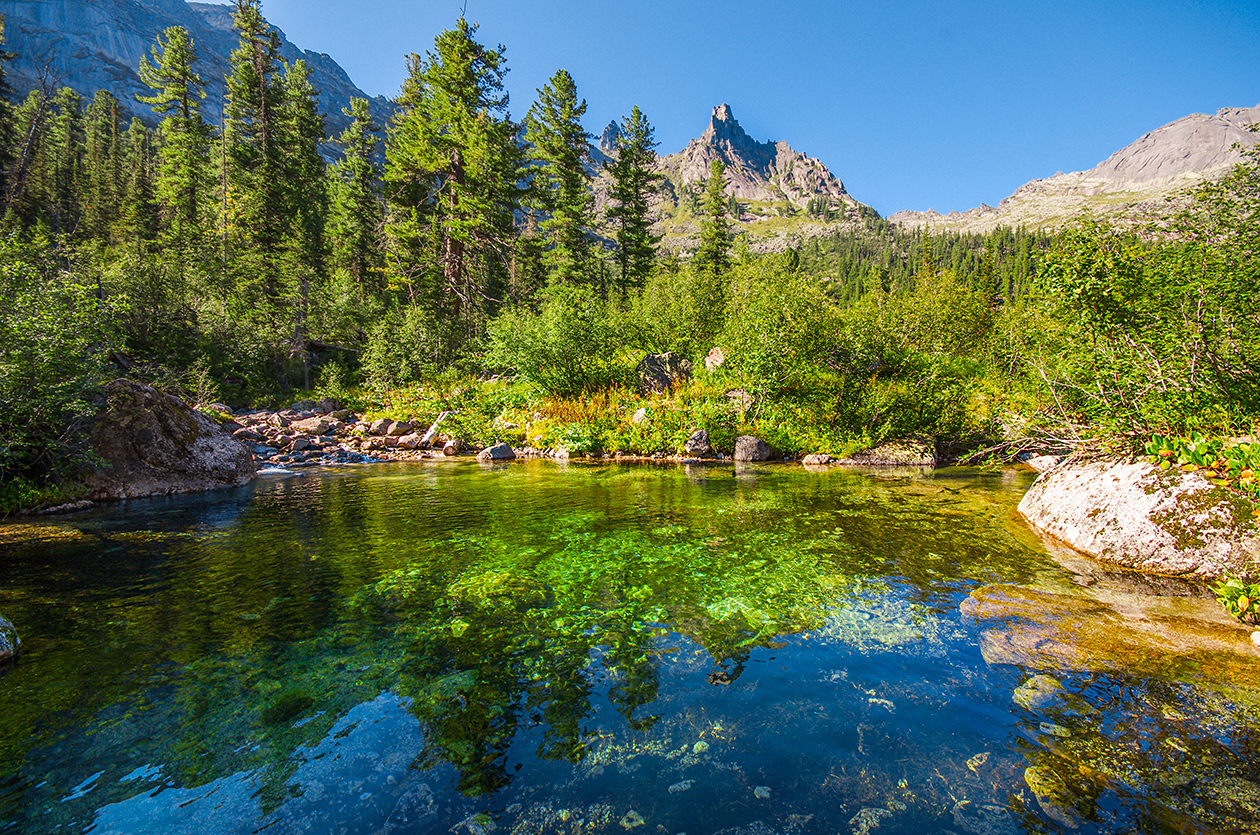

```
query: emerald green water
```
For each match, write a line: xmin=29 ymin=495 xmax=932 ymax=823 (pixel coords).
xmin=0 ymin=461 xmax=1257 ymax=834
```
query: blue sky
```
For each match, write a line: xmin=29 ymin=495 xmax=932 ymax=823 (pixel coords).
xmin=216 ymin=0 xmax=1258 ymax=216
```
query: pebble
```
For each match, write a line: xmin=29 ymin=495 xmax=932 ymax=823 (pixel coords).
xmin=753 ymin=786 xmax=770 ymax=799
xmin=692 ymin=741 xmax=709 ymax=754
xmin=619 ymin=810 xmax=645 ymax=830
xmin=667 ymin=781 xmax=693 ymax=795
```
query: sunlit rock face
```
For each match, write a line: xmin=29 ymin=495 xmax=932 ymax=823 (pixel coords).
xmin=0 ymin=0 xmax=392 ymax=136
xmin=1018 ymin=459 xmax=1260 ymax=580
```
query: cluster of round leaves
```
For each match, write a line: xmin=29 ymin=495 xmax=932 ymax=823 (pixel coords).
xmin=1213 ymin=577 xmax=1260 ymax=626
xmin=1143 ymin=434 xmax=1260 ymax=503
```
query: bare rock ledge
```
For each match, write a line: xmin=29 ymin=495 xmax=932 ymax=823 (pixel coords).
xmin=1017 ymin=459 xmax=1260 ymax=579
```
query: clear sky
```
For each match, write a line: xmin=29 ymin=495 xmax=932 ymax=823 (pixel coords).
xmin=212 ymin=0 xmax=1258 ymax=217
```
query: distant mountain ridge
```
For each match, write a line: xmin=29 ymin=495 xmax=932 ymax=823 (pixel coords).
xmin=891 ymin=105 xmax=1260 ymax=232
xmin=0 ymin=0 xmax=392 ymax=136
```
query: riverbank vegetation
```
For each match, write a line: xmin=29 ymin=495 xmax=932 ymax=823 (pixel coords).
xmin=0 ymin=4 xmax=1257 ymax=510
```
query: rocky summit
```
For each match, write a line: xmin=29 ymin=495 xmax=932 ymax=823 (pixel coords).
xmin=659 ymin=104 xmax=860 ymax=212
xmin=0 ymin=0 xmax=392 ymax=135
xmin=891 ymin=104 xmax=1260 ymax=233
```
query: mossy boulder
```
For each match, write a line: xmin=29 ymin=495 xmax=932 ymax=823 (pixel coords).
xmin=90 ymin=379 xmax=256 ymax=500
xmin=835 ymin=437 xmax=936 ymax=467
xmin=1018 ymin=459 xmax=1260 ymax=579
xmin=0 ymin=615 xmax=19 ymax=663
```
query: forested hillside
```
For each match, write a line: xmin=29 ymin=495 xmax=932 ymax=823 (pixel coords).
xmin=1 ymin=2 xmax=1257 ymax=511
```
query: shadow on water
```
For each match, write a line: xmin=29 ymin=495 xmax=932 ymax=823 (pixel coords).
xmin=0 ymin=461 xmax=1256 ymax=834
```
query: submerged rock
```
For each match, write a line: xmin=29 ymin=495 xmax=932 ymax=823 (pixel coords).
xmin=0 ymin=615 xmax=19 ymax=663
xmin=962 ymin=583 xmax=1260 ymax=686
xmin=618 ymin=809 xmax=646 ymax=830
xmin=1017 ymin=459 xmax=1259 ymax=579
xmin=90 ymin=379 xmax=255 ymax=500
xmin=1012 ymin=675 xmax=1063 ymax=710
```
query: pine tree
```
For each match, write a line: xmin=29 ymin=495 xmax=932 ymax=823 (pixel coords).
xmin=137 ymin=25 xmax=213 ymax=254
xmin=118 ymin=118 xmax=158 ymax=248
xmin=605 ymin=105 xmax=662 ymax=289
xmin=222 ymin=0 xmax=287 ymax=306
xmin=384 ymin=17 xmax=523 ymax=332
xmin=328 ymin=96 xmax=383 ymax=287
xmin=694 ymin=159 xmax=731 ymax=277
xmin=5 ymin=90 xmax=51 ymax=224
xmin=524 ymin=69 xmax=594 ymax=286
xmin=46 ymin=88 xmax=84 ymax=236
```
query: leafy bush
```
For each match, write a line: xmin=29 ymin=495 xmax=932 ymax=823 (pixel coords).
xmin=1214 ymin=577 xmax=1260 ymax=626
xmin=484 ymin=283 xmax=629 ymax=396
xmin=362 ymin=305 xmax=450 ymax=389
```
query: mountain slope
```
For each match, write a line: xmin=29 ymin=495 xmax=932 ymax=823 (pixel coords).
xmin=891 ymin=105 xmax=1260 ymax=232
xmin=0 ymin=0 xmax=392 ymax=136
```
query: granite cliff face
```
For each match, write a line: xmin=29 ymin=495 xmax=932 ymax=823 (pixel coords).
xmin=891 ymin=105 xmax=1260 ymax=232
xmin=1 ymin=0 xmax=392 ymax=135
xmin=658 ymin=104 xmax=859 ymax=211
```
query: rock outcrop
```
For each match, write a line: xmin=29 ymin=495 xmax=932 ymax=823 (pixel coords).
xmin=835 ymin=438 xmax=936 ymax=467
xmin=1017 ymin=459 xmax=1260 ymax=579
xmin=476 ymin=442 xmax=516 ymax=463
xmin=0 ymin=0 xmax=393 ymax=136
xmin=89 ymin=379 xmax=256 ymax=499
xmin=0 ymin=615 xmax=19 ymax=663
xmin=636 ymin=352 xmax=693 ymax=396
xmin=891 ymin=104 xmax=1260 ymax=233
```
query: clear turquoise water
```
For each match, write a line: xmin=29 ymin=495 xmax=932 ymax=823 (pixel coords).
xmin=0 ymin=461 xmax=1256 ymax=834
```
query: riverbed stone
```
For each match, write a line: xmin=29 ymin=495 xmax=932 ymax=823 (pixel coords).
xmin=636 ymin=352 xmax=693 ymax=396
xmin=90 ymin=379 xmax=255 ymax=500
xmin=396 ymin=433 xmax=426 ymax=451
xmin=290 ymin=417 xmax=331 ymax=435
xmin=734 ymin=435 xmax=775 ymax=462
xmin=0 ymin=615 xmax=19 ymax=663
xmin=476 ymin=443 xmax=516 ymax=463
xmin=802 ymin=453 xmax=834 ymax=466
xmin=1017 ymin=459 xmax=1260 ymax=579
xmin=1012 ymin=675 xmax=1063 ymax=710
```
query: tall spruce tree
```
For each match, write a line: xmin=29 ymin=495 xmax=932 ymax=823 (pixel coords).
xmin=384 ymin=17 xmax=523 ymax=332
xmin=119 ymin=118 xmax=158 ymax=248
xmin=137 ymin=25 xmax=212 ymax=255
xmin=524 ymin=69 xmax=594 ymax=286
xmin=329 ymin=97 xmax=383 ymax=287
xmin=46 ymin=88 xmax=84 ymax=236
xmin=605 ymin=105 xmax=662 ymax=289
xmin=694 ymin=159 xmax=731 ymax=277
xmin=222 ymin=0 xmax=287 ymax=306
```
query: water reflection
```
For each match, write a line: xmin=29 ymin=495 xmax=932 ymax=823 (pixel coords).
xmin=0 ymin=462 xmax=1256 ymax=834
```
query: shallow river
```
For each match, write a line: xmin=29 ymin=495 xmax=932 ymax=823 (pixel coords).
xmin=0 ymin=461 xmax=1258 ymax=834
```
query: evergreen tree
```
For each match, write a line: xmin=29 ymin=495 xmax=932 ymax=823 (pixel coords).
xmin=82 ymin=91 xmax=123 ymax=239
xmin=222 ymin=0 xmax=287 ymax=306
xmin=328 ymin=96 xmax=383 ymax=287
xmin=524 ymin=69 xmax=594 ymax=286
xmin=384 ymin=17 xmax=523 ymax=333
xmin=5 ymin=90 xmax=51 ymax=224
xmin=605 ymin=105 xmax=662 ymax=289
xmin=694 ymin=159 xmax=731 ymax=277
xmin=118 ymin=118 xmax=158 ymax=247
xmin=46 ymin=88 xmax=84 ymax=236
xmin=137 ymin=25 xmax=213 ymax=254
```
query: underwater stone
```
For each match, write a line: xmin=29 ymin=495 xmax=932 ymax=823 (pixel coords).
xmin=692 ymin=740 xmax=709 ymax=754
xmin=848 ymin=807 xmax=892 ymax=835
xmin=753 ymin=786 xmax=770 ymax=799
xmin=667 ymin=780 xmax=693 ymax=794
xmin=619 ymin=809 xmax=646 ymax=829
xmin=1023 ymin=766 xmax=1083 ymax=829
xmin=1013 ymin=675 xmax=1063 ymax=710
xmin=0 ymin=615 xmax=18 ymax=663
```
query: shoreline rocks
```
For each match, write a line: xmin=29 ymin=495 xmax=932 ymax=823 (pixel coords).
xmin=1018 ymin=459 xmax=1260 ymax=579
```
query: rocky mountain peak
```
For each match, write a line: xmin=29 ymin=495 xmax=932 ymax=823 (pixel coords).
xmin=599 ymin=120 xmax=622 ymax=157
xmin=658 ymin=103 xmax=857 ymax=211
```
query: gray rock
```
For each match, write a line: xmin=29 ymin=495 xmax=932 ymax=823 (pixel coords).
xmin=0 ymin=615 xmax=19 ymax=663
xmin=1017 ymin=459 xmax=1260 ymax=579
xmin=233 ymin=427 xmax=264 ymax=443
xmin=289 ymin=400 xmax=320 ymax=412
xmin=1023 ymin=454 xmax=1063 ymax=473
xmin=726 ymin=389 xmax=755 ymax=411
xmin=397 ymin=433 xmax=426 ymax=451
xmin=636 ymin=352 xmax=693 ymax=396
xmin=734 ymin=435 xmax=774 ymax=462
xmin=802 ymin=453 xmax=833 ymax=466
xmin=89 ymin=380 xmax=255 ymax=500
xmin=684 ymin=430 xmax=712 ymax=457
xmin=368 ymin=418 xmax=392 ymax=435
xmin=290 ymin=417 xmax=331 ymax=435
xmin=386 ymin=420 xmax=414 ymax=437
xmin=835 ymin=437 xmax=936 ymax=467
xmin=476 ymin=443 xmax=516 ymax=463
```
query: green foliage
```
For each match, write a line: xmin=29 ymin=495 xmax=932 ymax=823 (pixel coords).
xmin=694 ymin=159 xmax=732 ymax=278
xmin=0 ymin=234 xmax=115 ymax=483
xmin=484 ymin=283 xmax=628 ymax=396
xmin=361 ymin=305 xmax=450 ymax=389
xmin=1213 ymin=577 xmax=1260 ymax=626
xmin=628 ymin=261 xmax=725 ymax=359
xmin=1143 ymin=434 xmax=1260 ymax=499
